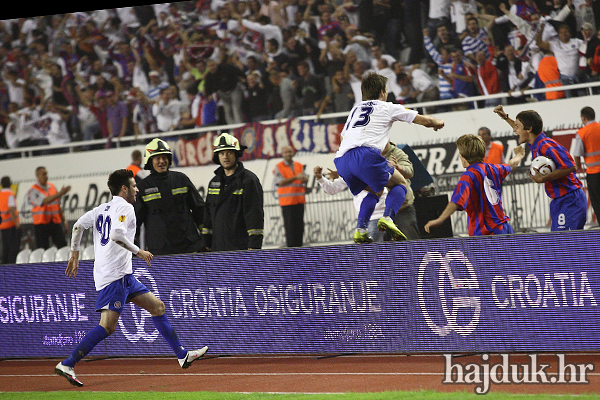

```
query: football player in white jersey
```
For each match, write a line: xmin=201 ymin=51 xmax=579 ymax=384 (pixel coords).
xmin=334 ymin=73 xmax=445 ymax=243
xmin=55 ymin=169 xmax=208 ymax=387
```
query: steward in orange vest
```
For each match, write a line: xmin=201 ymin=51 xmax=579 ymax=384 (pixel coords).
xmin=274 ymin=146 xmax=307 ymax=247
xmin=27 ymin=167 xmax=70 ymax=249
xmin=574 ymin=106 xmax=600 ymax=221
xmin=0 ymin=176 xmax=20 ymax=264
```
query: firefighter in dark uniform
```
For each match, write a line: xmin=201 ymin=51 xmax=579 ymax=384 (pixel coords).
xmin=202 ymin=133 xmax=264 ymax=252
xmin=135 ymin=138 xmax=204 ymax=255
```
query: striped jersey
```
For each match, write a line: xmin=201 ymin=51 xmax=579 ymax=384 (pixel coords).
xmin=461 ymin=27 xmax=490 ymax=59
xmin=424 ymin=36 xmax=454 ymax=100
xmin=451 ymin=163 xmax=511 ymax=236
xmin=335 ymin=100 xmax=418 ymax=157
xmin=531 ymin=132 xmax=582 ymax=198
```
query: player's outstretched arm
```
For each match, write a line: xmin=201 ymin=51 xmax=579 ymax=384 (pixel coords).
xmin=424 ymin=202 xmax=458 ymax=233
xmin=413 ymin=114 xmax=444 ymax=131
xmin=65 ymin=253 xmax=79 ymax=278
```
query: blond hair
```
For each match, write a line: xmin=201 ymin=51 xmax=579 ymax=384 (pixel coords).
xmin=456 ymin=134 xmax=485 ymax=165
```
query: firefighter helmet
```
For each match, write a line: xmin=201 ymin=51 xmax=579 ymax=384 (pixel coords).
xmin=212 ymin=133 xmax=246 ymax=164
xmin=144 ymin=138 xmax=172 ymax=170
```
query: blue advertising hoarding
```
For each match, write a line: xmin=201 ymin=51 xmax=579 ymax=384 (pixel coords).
xmin=1 ymin=230 xmax=599 ymax=358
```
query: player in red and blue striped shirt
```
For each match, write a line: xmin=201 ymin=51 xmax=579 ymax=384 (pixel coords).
xmin=425 ymin=134 xmax=525 ymax=236
xmin=494 ymin=106 xmax=587 ymax=231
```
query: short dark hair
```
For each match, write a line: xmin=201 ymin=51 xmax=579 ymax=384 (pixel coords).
xmin=581 ymin=106 xmax=595 ymax=120
xmin=361 ymin=73 xmax=387 ymax=101
xmin=107 ymin=169 xmax=134 ymax=196
xmin=516 ymin=110 xmax=543 ymax=135
xmin=478 ymin=126 xmax=491 ymax=136
xmin=1 ymin=176 xmax=11 ymax=188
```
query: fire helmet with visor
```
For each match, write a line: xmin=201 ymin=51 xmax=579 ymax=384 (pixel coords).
xmin=144 ymin=138 xmax=172 ymax=171
xmin=212 ymin=133 xmax=246 ymax=164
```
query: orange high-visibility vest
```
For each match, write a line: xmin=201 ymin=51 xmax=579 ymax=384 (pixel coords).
xmin=537 ymin=56 xmax=565 ymax=100
xmin=0 ymin=189 xmax=18 ymax=229
xmin=30 ymin=183 xmax=62 ymax=225
xmin=484 ymin=142 xmax=504 ymax=164
xmin=126 ymin=163 xmax=142 ymax=177
xmin=577 ymin=121 xmax=600 ymax=174
xmin=276 ymin=161 xmax=306 ymax=206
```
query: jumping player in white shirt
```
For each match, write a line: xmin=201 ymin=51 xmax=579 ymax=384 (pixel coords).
xmin=334 ymin=73 xmax=445 ymax=243
xmin=54 ymin=169 xmax=208 ymax=387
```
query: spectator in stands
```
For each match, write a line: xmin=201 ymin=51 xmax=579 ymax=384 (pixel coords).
xmin=444 ymin=48 xmax=476 ymax=110
xmin=426 ymin=0 xmax=452 ymax=40
xmin=370 ymin=44 xmax=396 ymax=72
xmin=295 ymin=59 xmax=325 ymax=116
xmin=461 ymin=16 xmax=492 ymax=63
xmin=105 ymin=90 xmax=129 ymax=144
xmin=146 ymin=70 xmax=170 ymax=101
xmin=424 ymin=29 xmax=456 ymax=111
xmin=495 ymin=44 xmax=528 ymax=104
xmin=451 ymin=0 xmax=478 ymax=36
xmin=131 ymin=87 xmax=157 ymax=137
xmin=478 ymin=126 xmax=504 ymax=164
xmin=432 ymin=23 xmax=462 ymax=53
xmin=243 ymin=71 xmax=271 ymax=122
xmin=44 ymin=101 xmax=72 ymax=146
xmin=330 ymin=67 xmax=355 ymax=113
xmin=203 ymin=53 xmax=246 ymax=125
xmin=265 ymin=69 xmax=284 ymax=118
xmin=536 ymin=23 xmax=584 ymax=97
xmin=153 ymin=86 xmax=182 ymax=132
xmin=27 ymin=166 xmax=70 ymax=250
xmin=398 ymin=65 xmax=440 ymax=105
xmin=473 ymin=50 xmax=502 ymax=107
xmin=585 ymin=26 xmax=600 ymax=81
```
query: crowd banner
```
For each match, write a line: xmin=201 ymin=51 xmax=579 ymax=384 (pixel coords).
xmin=164 ymin=119 xmax=343 ymax=168
xmin=1 ymin=230 xmax=599 ymax=358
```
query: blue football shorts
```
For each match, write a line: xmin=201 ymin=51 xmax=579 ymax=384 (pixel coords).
xmin=549 ymin=188 xmax=587 ymax=231
xmin=95 ymin=274 xmax=150 ymax=313
xmin=334 ymin=147 xmax=394 ymax=196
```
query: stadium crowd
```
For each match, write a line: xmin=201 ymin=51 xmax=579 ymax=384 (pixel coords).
xmin=1 ymin=0 xmax=600 ymax=151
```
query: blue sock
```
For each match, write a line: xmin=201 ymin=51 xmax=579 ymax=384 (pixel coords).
xmin=357 ymin=192 xmax=378 ymax=229
xmin=63 ymin=325 xmax=108 ymax=367
xmin=152 ymin=314 xmax=187 ymax=359
xmin=384 ymin=185 xmax=407 ymax=219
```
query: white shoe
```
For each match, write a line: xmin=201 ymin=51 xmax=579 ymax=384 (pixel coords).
xmin=178 ymin=346 xmax=208 ymax=369
xmin=54 ymin=362 xmax=83 ymax=387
